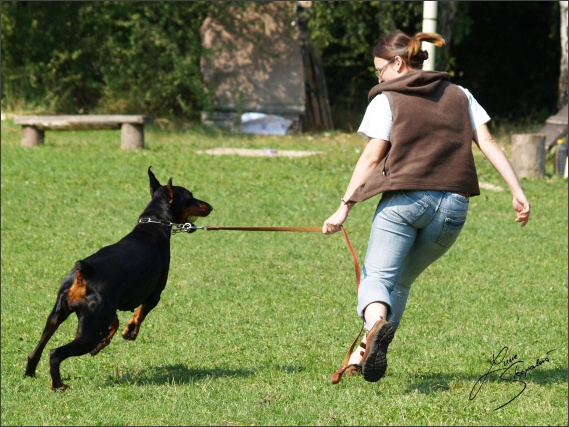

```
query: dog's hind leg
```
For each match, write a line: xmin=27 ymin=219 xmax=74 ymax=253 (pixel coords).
xmin=49 ymin=311 xmax=115 ymax=390
xmin=26 ymin=294 xmax=72 ymax=378
xmin=90 ymin=314 xmax=119 ymax=356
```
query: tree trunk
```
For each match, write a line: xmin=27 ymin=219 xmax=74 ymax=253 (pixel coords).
xmin=511 ymin=134 xmax=546 ymax=179
xmin=559 ymin=1 xmax=568 ymax=109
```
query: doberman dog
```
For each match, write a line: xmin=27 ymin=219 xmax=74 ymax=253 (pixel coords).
xmin=25 ymin=167 xmax=212 ymax=390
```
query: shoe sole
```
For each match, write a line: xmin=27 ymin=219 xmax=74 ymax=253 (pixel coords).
xmin=361 ymin=322 xmax=395 ymax=382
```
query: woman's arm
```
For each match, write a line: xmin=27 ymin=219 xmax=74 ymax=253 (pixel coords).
xmin=322 ymin=138 xmax=390 ymax=234
xmin=473 ymin=124 xmax=531 ymax=227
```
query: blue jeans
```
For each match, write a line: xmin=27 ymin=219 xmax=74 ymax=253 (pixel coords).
xmin=356 ymin=190 xmax=469 ymax=330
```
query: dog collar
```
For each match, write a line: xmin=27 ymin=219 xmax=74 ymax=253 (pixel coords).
xmin=138 ymin=218 xmax=204 ymax=233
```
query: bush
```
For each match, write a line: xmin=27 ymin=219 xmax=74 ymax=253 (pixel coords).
xmin=1 ymin=2 xmax=212 ymax=119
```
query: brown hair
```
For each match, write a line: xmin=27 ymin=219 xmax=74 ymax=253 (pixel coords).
xmin=372 ymin=30 xmax=445 ymax=69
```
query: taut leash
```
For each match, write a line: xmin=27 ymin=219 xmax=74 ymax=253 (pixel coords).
xmin=140 ymin=218 xmax=363 ymax=384
xmin=139 ymin=219 xmax=322 ymax=234
xmin=204 ymin=225 xmax=322 ymax=232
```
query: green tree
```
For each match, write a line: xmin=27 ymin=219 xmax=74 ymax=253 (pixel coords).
xmin=1 ymin=1 xmax=212 ymax=119
xmin=1 ymin=2 xmax=103 ymax=112
xmin=309 ymin=1 xmax=424 ymax=131
xmin=90 ymin=2 xmax=212 ymax=117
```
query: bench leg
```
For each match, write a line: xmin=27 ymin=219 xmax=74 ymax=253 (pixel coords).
xmin=21 ymin=126 xmax=45 ymax=147
xmin=121 ymin=123 xmax=144 ymax=150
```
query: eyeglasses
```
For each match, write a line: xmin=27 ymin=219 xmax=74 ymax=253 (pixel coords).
xmin=375 ymin=58 xmax=394 ymax=78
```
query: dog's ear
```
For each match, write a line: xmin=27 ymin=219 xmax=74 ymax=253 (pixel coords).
xmin=148 ymin=166 xmax=162 ymax=197
xmin=166 ymin=178 xmax=176 ymax=203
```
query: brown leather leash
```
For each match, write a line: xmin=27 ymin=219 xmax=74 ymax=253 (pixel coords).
xmin=204 ymin=225 xmax=323 ymax=233
xmin=204 ymin=224 xmax=363 ymax=385
xmin=329 ymin=226 xmax=365 ymax=384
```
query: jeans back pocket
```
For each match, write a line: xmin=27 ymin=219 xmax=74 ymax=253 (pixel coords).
xmin=437 ymin=216 xmax=467 ymax=247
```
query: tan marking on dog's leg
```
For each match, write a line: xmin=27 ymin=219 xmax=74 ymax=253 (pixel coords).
xmin=122 ymin=306 xmax=146 ymax=340
xmin=90 ymin=315 xmax=119 ymax=355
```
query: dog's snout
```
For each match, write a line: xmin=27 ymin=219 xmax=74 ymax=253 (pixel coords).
xmin=200 ymin=201 xmax=213 ymax=216
xmin=185 ymin=199 xmax=212 ymax=219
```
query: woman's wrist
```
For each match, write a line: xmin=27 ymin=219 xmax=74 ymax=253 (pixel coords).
xmin=341 ymin=198 xmax=355 ymax=208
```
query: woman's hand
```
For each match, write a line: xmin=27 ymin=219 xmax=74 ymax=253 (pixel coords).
xmin=474 ymin=125 xmax=531 ymax=228
xmin=513 ymin=194 xmax=531 ymax=227
xmin=322 ymin=204 xmax=351 ymax=234
xmin=322 ymin=138 xmax=389 ymax=235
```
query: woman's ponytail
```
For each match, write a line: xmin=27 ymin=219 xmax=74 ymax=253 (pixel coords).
xmin=408 ymin=32 xmax=445 ymax=66
xmin=373 ymin=30 xmax=445 ymax=70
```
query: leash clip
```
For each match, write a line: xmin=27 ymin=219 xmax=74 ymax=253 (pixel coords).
xmin=177 ymin=222 xmax=195 ymax=233
xmin=174 ymin=222 xmax=207 ymax=234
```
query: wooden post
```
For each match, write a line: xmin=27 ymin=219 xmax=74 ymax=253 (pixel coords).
xmin=21 ymin=126 xmax=44 ymax=147
xmin=120 ymin=123 xmax=144 ymax=149
xmin=511 ymin=134 xmax=545 ymax=178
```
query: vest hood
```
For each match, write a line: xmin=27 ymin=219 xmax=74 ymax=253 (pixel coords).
xmin=368 ymin=70 xmax=450 ymax=103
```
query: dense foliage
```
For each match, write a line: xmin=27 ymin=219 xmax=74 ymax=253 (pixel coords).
xmin=1 ymin=1 xmax=562 ymax=129
xmin=1 ymin=2 xmax=212 ymax=116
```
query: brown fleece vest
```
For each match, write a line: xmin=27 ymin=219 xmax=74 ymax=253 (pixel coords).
xmin=347 ymin=71 xmax=480 ymax=203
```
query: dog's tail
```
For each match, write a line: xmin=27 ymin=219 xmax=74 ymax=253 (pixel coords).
xmin=74 ymin=260 xmax=94 ymax=277
xmin=68 ymin=260 xmax=93 ymax=303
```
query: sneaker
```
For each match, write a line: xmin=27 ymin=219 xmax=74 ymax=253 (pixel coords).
xmin=361 ymin=319 xmax=395 ymax=382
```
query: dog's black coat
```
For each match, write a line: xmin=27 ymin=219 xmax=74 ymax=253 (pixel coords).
xmin=25 ymin=167 xmax=212 ymax=390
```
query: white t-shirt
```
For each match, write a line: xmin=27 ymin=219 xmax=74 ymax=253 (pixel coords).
xmin=357 ymin=86 xmax=490 ymax=141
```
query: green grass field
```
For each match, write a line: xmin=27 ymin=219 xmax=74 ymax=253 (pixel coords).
xmin=1 ymin=119 xmax=567 ymax=426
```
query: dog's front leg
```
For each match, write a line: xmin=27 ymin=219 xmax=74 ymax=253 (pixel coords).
xmin=122 ymin=296 xmax=159 ymax=340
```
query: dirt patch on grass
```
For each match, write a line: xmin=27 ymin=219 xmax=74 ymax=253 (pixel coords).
xmin=196 ymin=148 xmax=324 ymax=157
xmin=479 ymin=182 xmax=504 ymax=191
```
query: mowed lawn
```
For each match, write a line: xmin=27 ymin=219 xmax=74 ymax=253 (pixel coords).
xmin=1 ymin=119 xmax=567 ymax=426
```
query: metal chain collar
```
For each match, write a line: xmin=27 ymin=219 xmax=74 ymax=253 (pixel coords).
xmin=138 ymin=217 xmax=205 ymax=234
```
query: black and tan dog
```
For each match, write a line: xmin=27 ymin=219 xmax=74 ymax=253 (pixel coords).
xmin=25 ymin=167 xmax=212 ymax=390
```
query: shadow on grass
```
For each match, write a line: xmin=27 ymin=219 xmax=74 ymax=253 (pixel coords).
xmin=104 ymin=364 xmax=253 ymax=387
xmin=403 ymin=366 xmax=568 ymax=396
xmin=104 ymin=363 xmax=305 ymax=387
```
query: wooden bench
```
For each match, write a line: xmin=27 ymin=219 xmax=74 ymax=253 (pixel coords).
xmin=13 ymin=115 xmax=154 ymax=149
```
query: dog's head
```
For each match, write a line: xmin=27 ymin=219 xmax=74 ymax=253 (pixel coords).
xmin=148 ymin=167 xmax=213 ymax=224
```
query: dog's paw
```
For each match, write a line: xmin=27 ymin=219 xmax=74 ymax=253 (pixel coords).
xmin=50 ymin=380 xmax=70 ymax=391
xmin=121 ymin=323 xmax=139 ymax=340
xmin=90 ymin=340 xmax=108 ymax=356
